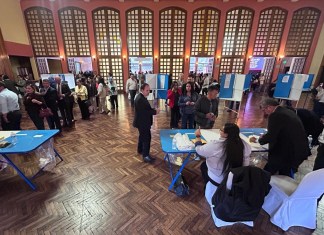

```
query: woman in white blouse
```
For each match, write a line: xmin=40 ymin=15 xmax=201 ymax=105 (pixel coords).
xmin=96 ymin=77 xmax=109 ymax=114
xmin=75 ymin=79 xmax=90 ymax=120
xmin=195 ymin=123 xmax=251 ymax=186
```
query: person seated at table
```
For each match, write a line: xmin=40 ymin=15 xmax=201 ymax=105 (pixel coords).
xmin=194 ymin=84 xmax=219 ymax=129
xmin=194 ymin=123 xmax=251 ymax=188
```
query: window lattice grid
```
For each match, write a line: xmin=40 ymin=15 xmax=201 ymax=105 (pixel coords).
xmin=98 ymin=57 xmax=124 ymax=90
xmin=36 ymin=58 xmax=49 ymax=74
xmin=291 ymin=57 xmax=306 ymax=74
xmin=191 ymin=8 xmax=220 ymax=56
xmin=126 ymin=8 xmax=153 ymax=57
xmin=263 ymin=58 xmax=276 ymax=82
xmin=219 ymin=58 xmax=244 ymax=75
xmin=159 ymin=58 xmax=184 ymax=81
xmin=93 ymin=8 xmax=122 ymax=57
xmin=25 ymin=7 xmax=59 ymax=56
xmin=160 ymin=58 xmax=171 ymax=74
xmin=59 ymin=8 xmax=90 ymax=57
xmin=253 ymin=8 xmax=287 ymax=56
xmin=67 ymin=58 xmax=75 ymax=73
xmin=160 ymin=8 xmax=186 ymax=57
xmin=222 ymin=8 xmax=254 ymax=57
xmin=285 ymin=8 xmax=320 ymax=56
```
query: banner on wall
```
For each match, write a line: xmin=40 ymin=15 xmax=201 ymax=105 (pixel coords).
xmin=41 ymin=73 xmax=76 ymax=89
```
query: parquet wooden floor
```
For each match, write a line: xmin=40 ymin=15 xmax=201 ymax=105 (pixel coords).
xmin=0 ymin=91 xmax=315 ymax=234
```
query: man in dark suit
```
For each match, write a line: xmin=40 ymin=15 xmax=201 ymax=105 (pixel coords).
xmin=41 ymin=79 xmax=62 ymax=131
xmin=55 ymin=76 xmax=73 ymax=127
xmin=251 ymin=98 xmax=310 ymax=176
xmin=133 ymin=83 xmax=160 ymax=163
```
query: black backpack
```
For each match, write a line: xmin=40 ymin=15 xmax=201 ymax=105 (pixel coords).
xmin=174 ymin=174 xmax=189 ymax=197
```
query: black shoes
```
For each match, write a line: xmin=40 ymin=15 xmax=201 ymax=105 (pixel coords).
xmin=143 ymin=156 xmax=156 ymax=163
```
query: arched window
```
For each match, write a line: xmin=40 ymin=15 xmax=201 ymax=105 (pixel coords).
xmin=220 ymin=7 xmax=254 ymax=75
xmin=93 ymin=8 xmax=123 ymax=90
xmin=59 ymin=7 xmax=90 ymax=57
xmin=24 ymin=7 xmax=59 ymax=56
xmin=253 ymin=7 xmax=287 ymax=57
xmin=159 ymin=7 xmax=186 ymax=80
xmin=285 ymin=7 xmax=321 ymax=57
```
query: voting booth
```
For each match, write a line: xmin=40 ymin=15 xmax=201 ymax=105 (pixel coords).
xmin=219 ymin=74 xmax=251 ymax=114
xmin=274 ymin=74 xmax=314 ymax=101
xmin=145 ymin=74 xmax=169 ymax=101
xmin=41 ymin=73 xmax=76 ymax=89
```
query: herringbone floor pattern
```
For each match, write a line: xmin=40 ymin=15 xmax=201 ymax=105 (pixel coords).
xmin=0 ymin=92 xmax=314 ymax=234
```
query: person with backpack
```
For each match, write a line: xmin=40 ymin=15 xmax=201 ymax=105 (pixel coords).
xmin=194 ymin=123 xmax=251 ymax=188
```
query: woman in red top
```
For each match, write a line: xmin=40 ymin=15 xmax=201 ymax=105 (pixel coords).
xmin=167 ymin=81 xmax=182 ymax=129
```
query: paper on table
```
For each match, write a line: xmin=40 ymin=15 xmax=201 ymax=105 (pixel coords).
xmin=201 ymin=129 xmax=220 ymax=142
xmin=33 ymin=135 xmax=43 ymax=138
xmin=0 ymin=131 xmax=20 ymax=140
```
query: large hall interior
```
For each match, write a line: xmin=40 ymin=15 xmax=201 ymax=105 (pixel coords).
xmin=1 ymin=0 xmax=324 ymax=234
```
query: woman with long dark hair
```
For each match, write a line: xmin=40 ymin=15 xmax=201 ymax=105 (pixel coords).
xmin=167 ymin=81 xmax=182 ymax=128
xmin=178 ymin=82 xmax=199 ymax=129
xmin=194 ymin=123 xmax=251 ymax=187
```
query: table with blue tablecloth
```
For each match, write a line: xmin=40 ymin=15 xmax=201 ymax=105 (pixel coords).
xmin=0 ymin=130 xmax=63 ymax=190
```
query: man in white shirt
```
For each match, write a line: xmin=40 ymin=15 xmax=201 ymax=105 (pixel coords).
xmin=126 ymin=75 xmax=138 ymax=107
xmin=0 ymin=81 xmax=22 ymax=130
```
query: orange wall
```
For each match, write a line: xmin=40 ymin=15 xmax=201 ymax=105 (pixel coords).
xmin=20 ymin=0 xmax=324 ymax=86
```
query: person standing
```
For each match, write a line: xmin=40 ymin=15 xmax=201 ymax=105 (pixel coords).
xmin=108 ymin=75 xmax=118 ymax=110
xmin=195 ymin=85 xmax=219 ymax=129
xmin=133 ymin=83 xmax=160 ymax=163
xmin=126 ymin=75 xmax=138 ymax=108
xmin=23 ymin=84 xmax=46 ymax=130
xmin=251 ymin=98 xmax=310 ymax=176
xmin=96 ymin=77 xmax=109 ymax=114
xmin=40 ymin=79 xmax=62 ymax=131
xmin=55 ymin=77 xmax=73 ymax=127
xmin=75 ymin=79 xmax=90 ymax=120
xmin=179 ymin=82 xmax=199 ymax=129
xmin=0 ymin=81 xmax=22 ymax=130
xmin=167 ymin=81 xmax=182 ymax=129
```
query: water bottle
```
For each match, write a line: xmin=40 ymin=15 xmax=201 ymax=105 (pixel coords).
xmin=308 ymin=135 xmax=313 ymax=149
xmin=172 ymin=137 xmax=177 ymax=150
xmin=10 ymin=132 xmax=17 ymax=145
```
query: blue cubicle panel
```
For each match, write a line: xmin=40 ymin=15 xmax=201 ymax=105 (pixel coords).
xmin=157 ymin=90 xmax=168 ymax=99
xmin=274 ymin=74 xmax=294 ymax=98
xmin=219 ymin=74 xmax=235 ymax=99
xmin=157 ymin=74 xmax=169 ymax=90
xmin=303 ymin=74 xmax=314 ymax=91
xmin=244 ymin=74 xmax=252 ymax=90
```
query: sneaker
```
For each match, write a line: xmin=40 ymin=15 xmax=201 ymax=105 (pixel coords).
xmin=194 ymin=154 xmax=200 ymax=161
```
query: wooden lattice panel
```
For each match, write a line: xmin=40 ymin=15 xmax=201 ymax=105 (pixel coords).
xmin=219 ymin=58 xmax=245 ymax=75
xmin=93 ymin=8 xmax=122 ymax=57
xmin=253 ymin=8 xmax=287 ymax=56
xmin=127 ymin=8 xmax=153 ymax=57
xmin=67 ymin=57 xmax=75 ymax=73
xmin=291 ymin=57 xmax=306 ymax=74
xmin=285 ymin=8 xmax=320 ymax=56
xmin=191 ymin=8 xmax=220 ymax=56
xmin=159 ymin=8 xmax=186 ymax=78
xmin=263 ymin=57 xmax=276 ymax=82
xmin=59 ymin=7 xmax=90 ymax=57
xmin=25 ymin=7 xmax=59 ymax=56
xmin=36 ymin=57 xmax=49 ymax=74
xmin=98 ymin=58 xmax=124 ymax=90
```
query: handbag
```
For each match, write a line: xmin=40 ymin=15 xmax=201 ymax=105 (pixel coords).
xmin=39 ymin=107 xmax=53 ymax=118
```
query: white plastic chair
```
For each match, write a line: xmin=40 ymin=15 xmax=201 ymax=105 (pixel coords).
xmin=262 ymin=169 xmax=324 ymax=231
xmin=205 ymin=172 xmax=254 ymax=227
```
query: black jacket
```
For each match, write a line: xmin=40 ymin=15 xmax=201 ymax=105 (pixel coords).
xmin=133 ymin=93 xmax=156 ymax=129
xmin=42 ymin=87 xmax=59 ymax=111
xmin=212 ymin=166 xmax=271 ymax=222
xmin=194 ymin=96 xmax=219 ymax=129
xmin=56 ymin=82 xmax=72 ymax=102
xmin=259 ymin=106 xmax=309 ymax=170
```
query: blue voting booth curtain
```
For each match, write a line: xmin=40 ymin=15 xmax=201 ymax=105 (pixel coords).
xmin=244 ymin=74 xmax=252 ymax=91
xmin=157 ymin=74 xmax=169 ymax=99
xmin=219 ymin=74 xmax=235 ymax=99
xmin=303 ymin=74 xmax=314 ymax=91
xmin=274 ymin=74 xmax=294 ymax=98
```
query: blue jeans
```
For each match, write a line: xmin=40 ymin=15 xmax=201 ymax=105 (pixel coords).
xmin=181 ymin=113 xmax=194 ymax=129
